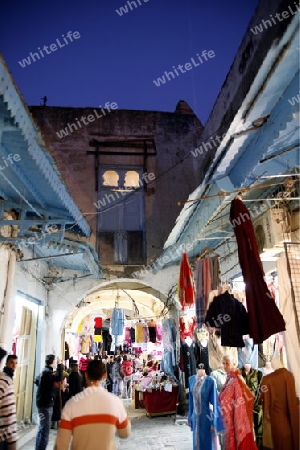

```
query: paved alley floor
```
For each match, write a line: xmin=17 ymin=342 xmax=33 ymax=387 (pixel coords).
xmin=19 ymin=400 xmax=192 ymax=450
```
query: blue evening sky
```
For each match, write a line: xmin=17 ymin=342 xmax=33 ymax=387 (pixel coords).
xmin=1 ymin=0 xmax=258 ymax=124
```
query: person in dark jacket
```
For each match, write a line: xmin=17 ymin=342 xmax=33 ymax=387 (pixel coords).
xmin=35 ymin=354 xmax=62 ymax=450
xmin=68 ymin=363 xmax=83 ymax=398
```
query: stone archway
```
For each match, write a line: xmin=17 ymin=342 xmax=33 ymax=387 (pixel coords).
xmin=66 ymin=279 xmax=167 ymax=331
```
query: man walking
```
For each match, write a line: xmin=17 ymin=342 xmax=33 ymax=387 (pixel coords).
xmin=35 ymin=355 xmax=62 ymax=450
xmin=55 ymin=360 xmax=131 ymax=450
xmin=0 ymin=347 xmax=17 ymax=450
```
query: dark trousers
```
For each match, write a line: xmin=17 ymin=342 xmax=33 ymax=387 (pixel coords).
xmin=35 ymin=406 xmax=53 ymax=450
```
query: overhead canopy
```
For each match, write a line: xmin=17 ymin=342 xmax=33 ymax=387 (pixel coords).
xmin=158 ymin=15 xmax=299 ymax=279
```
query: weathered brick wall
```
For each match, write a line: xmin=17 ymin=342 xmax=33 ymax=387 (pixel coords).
xmin=30 ymin=104 xmax=203 ymax=263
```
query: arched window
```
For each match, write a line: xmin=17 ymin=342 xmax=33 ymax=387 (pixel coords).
xmin=124 ymin=171 xmax=140 ymax=187
xmin=102 ymin=171 xmax=119 ymax=187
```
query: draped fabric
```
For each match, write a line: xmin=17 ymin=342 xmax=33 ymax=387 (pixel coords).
xmin=194 ymin=256 xmax=220 ymax=328
xmin=261 ymin=368 xmax=299 ymax=450
xmin=188 ymin=375 xmax=223 ymax=450
xmin=230 ymin=198 xmax=285 ymax=343
xmin=219 ymin=370 xmax=257 ymax=450
xmin=178 ymin=252 xmax=195 ymax=309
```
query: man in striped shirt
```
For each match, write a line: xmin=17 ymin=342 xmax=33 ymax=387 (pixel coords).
xmin=0 ymin=347 xmax=17 ymax=450
xmin=55 ymin=360 xmax=131 ymax=450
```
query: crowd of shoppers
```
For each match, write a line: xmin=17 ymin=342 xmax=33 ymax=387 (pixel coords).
xmin=0 ymin=348 xmax=157 ymax=450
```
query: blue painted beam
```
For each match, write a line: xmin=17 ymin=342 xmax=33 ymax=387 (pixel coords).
xmin=1 ymin=143 xmax=47 ymax=208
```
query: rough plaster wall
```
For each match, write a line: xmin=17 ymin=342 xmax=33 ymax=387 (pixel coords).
xmin=30 ymin=106 xmax=203 ymax=263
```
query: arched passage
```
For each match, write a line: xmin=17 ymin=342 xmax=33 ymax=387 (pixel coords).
xmin=63 ymin=279 xmax=168 ymax=332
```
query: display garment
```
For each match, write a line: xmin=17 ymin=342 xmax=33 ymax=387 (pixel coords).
xmin=160 ymin=319 xmax=178 ymax=381
xmin=277 ymin=256 xmax=300 ymax=397
xmin=194 ymin=340 xmax=210 ymax=375
xmin=188 ymin=374 xmax=223 ymax=450
xmin=241 ymin=367 xmax=263 ymax=449
xmin=210 ymin=368 xmax=226 ymax=393
xmin=208 ymin=332 xmax=237 ymax=371
xmin=124 ymin=327 xmax=131 ymax=345
xmin=148 ymin=326 xmax=156 ymax=343
xmin=111 ymin=308 xmax=125 ymax=336
xmin=219 ymin=370 xmax=258 ymax=450
xmin=135 ymin=321 xmax=144 ymax=343
xmin=129 ymin=326 xmax=135 ymax=343
xmin=180 ymin=339 xmax=197 ymax=388
xmin=142 ymin=323 xmax=149 ymax=343
xmin=80 ymin=335 xmax=91 ymax=354
xmin=238 ymin=336 xmax=258 ymax=369
xmin=155 ymin=323 xmax=162 ymax=341
xmin=205 ymin=291 xmax=249 ymax=347
xmin=178 ymin=252 xmax=195 ymax=309
xmin=261 ymin=368 xmax=299 ymax=450
xmin=148 ymin=320 xmax=156 ymax=343
xmin=179 ymin=316 xmax=196 ymax=340
xmin=230 ymin=198 xmax=285 ymax=344
xmin=94 ymin=317 xmax=102 ymax=329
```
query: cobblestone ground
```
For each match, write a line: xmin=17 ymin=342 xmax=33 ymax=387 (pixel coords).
xmin=19 ymin=400 xmax=192 ymax=450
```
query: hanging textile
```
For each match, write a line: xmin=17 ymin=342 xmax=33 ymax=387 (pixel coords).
xmin=205 ymin=291 xmax=249 ymax=347
xmin=178 ymin=252 xmax=195 ymax=309
xmin=230 ymin=197 xmax=285 ymax=343
xmin=194 ymin=256 xmax=220 ymax=328
xmin=277 ymin=256 xmax=300 ymax=397
xmin=261 ymin=368 xmax=299 ymax=450
xmin=188 ymin=374 xmax=223 ymax=450
xmin=111 ymin=308 xmax=125 ymax=336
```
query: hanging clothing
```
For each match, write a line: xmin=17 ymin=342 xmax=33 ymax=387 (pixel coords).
xmin=219 ymin=370 xmax=257 ymax=450
xmin=94 ymin=317 xmax=102 ymax=329
xmin=241 ymin=368 xmax=263 ymax=449
xmin=194 ymin=256 xmax=220 ymax=328
xmin=148 ymin=326 xmax=156 ymax=343
xmin=161 ymin=319 xmax=177 ymax=381
xmin=180 ymin=340 xmax=197 ymax=388
xmin=205 ymin=291 xmax=249 ymax=347
xmin=111 ymin=308 xmax=125 ymax=336
xmin=129 ymin=326 xmax=135 ymax=343
xmin=155 ymin=323 xmax=162 ymax=341
xmin=142 ymin=324 xmax=149 ymax=343
xmin=80 ymin=336 xmax=91 ymax=354
xmin=230 ymin=198 xmax=285 ymax=343
xmin=179 ymin=316 xmax=196 ymax=340
xmin=238 ymin=336 xmax=258 ymax=369
xmin=210 ymin=368 xmax=226 ymax=393
xmin=261 ymin=368 xmax=299 ymax=450
xmin=188 ymin=375 xmax=223 ymax=450
xmin=178 ymin=252 xmax=195 ymax=309
xmin=194 ymin=340 xmax=210 ymax=375
xmin=135 ymin=322 xmax=144 ymax=343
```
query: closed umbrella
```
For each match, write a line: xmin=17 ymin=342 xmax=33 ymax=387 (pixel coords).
xmin=230 ymin=197 xmax=285 ymax=344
